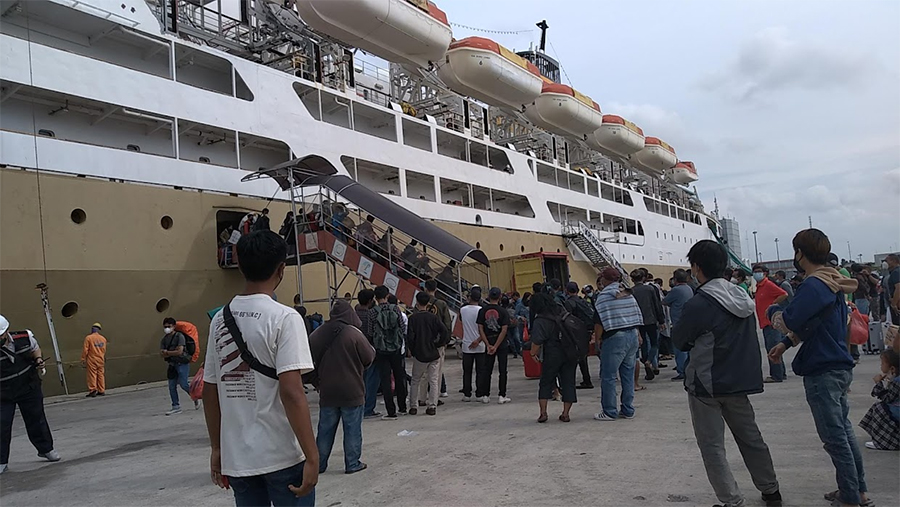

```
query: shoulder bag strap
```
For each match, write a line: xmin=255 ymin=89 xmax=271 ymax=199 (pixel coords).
xmin=223 ymin=304 xmax=278 ymax=380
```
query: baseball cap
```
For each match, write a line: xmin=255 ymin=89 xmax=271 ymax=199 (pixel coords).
xmin=827 ymin=253 xmax=839 ymax=267
xmin=565 ymin=281 xmax=579 ymax=293
xmin=92 ymin=322 xmax=102 ymax=330
xmin=488 ymin=287 xmax=502 ymax=300
xmin=0 ymin=315 xmax=8 ymax=335
xmin=599 ymin=267 xmax=622 ymax=282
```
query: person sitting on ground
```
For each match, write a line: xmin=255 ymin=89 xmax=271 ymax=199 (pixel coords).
xmin=859 ymin=349 xmax=900 ymax=451
xmin=251 ymin=208 xmax=270 ymax=232
xmin=310 ymin=299 xmax=374 ymax=475
xmin=529 ymin=292 xmax=577 ymax=423
xmin=673 ymin=240 xmax=782 ymax=507
xmin=406 ymin=292 xmax=450 ymax=416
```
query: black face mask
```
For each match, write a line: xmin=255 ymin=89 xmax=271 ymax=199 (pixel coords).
xmin=793 ymin=253 xmax=805 ymax=274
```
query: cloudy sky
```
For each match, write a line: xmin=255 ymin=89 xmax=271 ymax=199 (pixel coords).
xmin=432 ymin=0 xmax=899 ymax=262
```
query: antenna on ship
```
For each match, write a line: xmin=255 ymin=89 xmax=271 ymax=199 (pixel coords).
xmin=517 ymin=20 xmax=560 ymax=83
xmin=537 ymin=20 xmax=549 ymax=51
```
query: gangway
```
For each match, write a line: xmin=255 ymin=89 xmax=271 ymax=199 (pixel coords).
xmin=562 ymin=221 xmax=631 ymax=287
xmin=707 ymin=222 xmax=752 ymax=273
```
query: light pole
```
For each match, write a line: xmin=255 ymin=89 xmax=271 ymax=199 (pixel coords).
xmin=858 ymin=253 xmax=862 ymax=263
xmin=847 ymin=241 xmax=852 ymax=263
xmin=774 ymin=238 xmax=780 ymax=262
xmin=753 ymin=231 xmax=759 ymax=263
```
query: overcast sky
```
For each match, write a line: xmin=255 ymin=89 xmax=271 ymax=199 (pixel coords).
xmin=432 ymin=0 xmax=900 ymax=262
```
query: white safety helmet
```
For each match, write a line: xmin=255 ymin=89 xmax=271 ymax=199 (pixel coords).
xmin=0 ymin=314 xmax=8 ymax=336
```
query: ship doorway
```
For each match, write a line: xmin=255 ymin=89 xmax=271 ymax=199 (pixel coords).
xmin=216 ymin=209 xmax=249 ymax=268
xmin=510 ymin=252 xmax=569 ymax=293
xmin=543 ymin=254 xmax=569 ymax=284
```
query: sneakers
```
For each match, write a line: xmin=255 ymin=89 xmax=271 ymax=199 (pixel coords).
xmin=618 ymin=412 xmax=635 ymax=420
xmin=762 ymin=490 xmax=783 ymax=507
xmin=96 ymin=392 xmax=105 ymax=396
xmin=0 ymin=464 xmax=6 ymax=474
xmin=480 ymin=396 xmax=490 ymax=404
xmin=593 ymin=412 xmax=617 ymax=422
xmin=425 ymin=407 xmax=436 ymax=416
xmin=865 ymin=441 xmax=884 ymax=450
xmin=194 ymin=399 xmax=202 ymax=410
xmin=644 ymin=363 xmax=656 ymax=381
xmin=439 ymin=392 xmax=449 ymax=398
xmin=381 ymin=414 xmax=398 ymax=420
xmin=38 ymin=450 xmax=61 ymax=462
xmin=398 ymin=408 xmax=408 ymax=415
xmin=764 ymin=376 xmax=782 ymax=383
xmin=437 ymin=400 xmax=444 ymax=406
xmin=576 ymin=382 xmax=594 ymax=390
xmin=85 ymin=391 xmax=97 ymax=398
xmin=671 ymin=375 xmax=685 ymax=381
xmin=408 ymin=407 xmax=418 ymax=415
xmin=462 ymin=396 xmax=472 ymax=402
xmin=363 ymin=411 xmax=382 ymax=419
xmin=165 ymin=407 xmax=182 ymax=416
xmin=498 ymin=396 xmax=512 ymax=404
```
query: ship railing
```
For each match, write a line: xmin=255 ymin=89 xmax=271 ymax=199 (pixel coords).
xmin=289 ymin=188 xmax=487 ymax=311
xmin=563 ymin=220 xmax=631 ymax=285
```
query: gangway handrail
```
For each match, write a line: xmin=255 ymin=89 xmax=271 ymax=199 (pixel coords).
xmin=563 ymin=220 xmax=631 ymax=285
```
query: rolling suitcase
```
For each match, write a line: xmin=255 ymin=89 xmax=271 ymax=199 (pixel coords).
xmin=864 ymin=320 xmax=883 ymax=355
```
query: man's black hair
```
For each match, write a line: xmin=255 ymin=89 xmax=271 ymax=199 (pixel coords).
xmin=630 ymin=269 xmax=644 ymax=283
xmin=373 ymin=285 xmax=390 ymax=300
xmin=469 ymin=287 xmax=482 ymax=303
xmin=673 ymin=268 xmax=688 ymax=283
xmin=686 ymin=240 xmax=727 ymax=281
xmin=530 ymin=292 xmax=559 ymax=316
xmin=163 ymin=317 xmax=176 ymax=326
xmin=723 ymin=267 xmax=733 ymax=279
xmin=236 ymin=230 xmax=287 ymax=282
xmin=415 ymin=291 xmax=431 ymax=305
xmin=387 ymin=294 xmax=399 ymax=305
xmin=261 ymin=208 xmax=269 ymax=214
xmin=294 ymin=305 xmax=307 ymax=317
xmin=752 ymin=264 xmax=769 ymax=274
xmin=532 ymin=282 xmax=544 ymax=294
xmin=549 ymin=278 xmax=562 ymax=290
xmin=775 ymin=270 xmax=787 ymax=279
xmin=357 ymin=289 xmax=375 ymax=306
xmin=424 ymin=279 xmax=438 ymax=292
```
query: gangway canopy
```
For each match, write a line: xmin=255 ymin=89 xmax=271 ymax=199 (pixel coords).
xmin=242 ymin=156 xmax=489 ymax=268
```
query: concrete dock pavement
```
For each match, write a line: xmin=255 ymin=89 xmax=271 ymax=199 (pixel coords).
xmin=1 ymin=351 xmax=897 ymax=507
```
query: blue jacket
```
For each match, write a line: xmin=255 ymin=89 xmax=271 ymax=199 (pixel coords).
xmin=775 ymin=276 xmax=854 ymax=377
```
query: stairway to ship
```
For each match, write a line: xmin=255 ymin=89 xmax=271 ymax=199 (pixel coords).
xmin=707 ymin=222 xmax=752 ymax=273
xmin=563 ymin=221 xmax=631 ymax=287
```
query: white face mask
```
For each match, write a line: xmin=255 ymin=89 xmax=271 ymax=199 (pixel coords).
xmin=883 ymin=262 xmax=890 ymax=270
xmin=164 ymin=327 xmax=173 ymax=334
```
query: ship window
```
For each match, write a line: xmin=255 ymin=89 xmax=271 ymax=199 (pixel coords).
xmin=61 ymin=301 xmax=79 ymax=318
xmin=174 ymin=44 xmax=253 ymax=101
xmin=440 ymin=178 xmax=471 ymax=207
xmin=71 ymin=208 xmax=87 ymax=224
xmin=638 ymin=222 xmax=644 ymax=236
xmin=521 ymin=245 xmax=525 ymax=253
xmin=527 ymin=159 xmax=534 ymax=175
xmin=488 ymin=147 xmax=513 ymax=174
xmin=160 ymin=216 xmax=173 ymax=230
xmin=406 ymin=170 xmax=435 ymax=202
xmin=199 ymin=157 xmax=211 ymax=163
xmin=436 ymin=130 xmax=467 ymax=162
xmin=238 ymin=132 xmax=291 ymax=171
xmin=469 ymin=141 xmax=488 ymax=168
xmin=355 ymin=158 xmax=401 ymax=196
xmin=293 ymin=82 xmax=321 ymax=121
xmin=499 ymin=244 xmax=504 ymax=251
xmin=475 ymin=215 xmax=483 ymax=226
xmin=353 ymin=101 xmax=397 ymax=142
xmin=587 ymin=179 xmax=599 ymax=197
xmin=490 ymin=189 xmax=534 ymax=218
xmin=155 ymin=298 xmax=170 ymax=313
xmin=178 ymin=119 xmax=236 ymax=167
xmin=626 ymin=220 xmax=637 ymax=235
xmin=536 ymin=162 xmax=557 ymax=186
xmin=567 ymin=171 xmax=585 ymax=194
xmin=320 ymin=90 xmax=352 ymax=129
xmin=402 ymin=118 xmax=432 ymax=152
xmin=472 ymin=186 xmax=492 ymax=211
xmin=476 ymin=242 xmax=481 ymax=249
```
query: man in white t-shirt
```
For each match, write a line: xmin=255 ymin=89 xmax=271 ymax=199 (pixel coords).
xmin=202 ymin=230 xmax=318 ymax=506
xmin=459 ymin=287 xmax=486 ymax=402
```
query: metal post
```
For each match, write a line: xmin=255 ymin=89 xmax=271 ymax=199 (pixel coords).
xmin=774 ymin=238 xmax=780 ymax=262
xmin=288 ymin=169 xmax=304 ymax=305
xmin=847 ymin=241 xmax=852 ymax=262
xmin=752 ymin=231 xmax=759 ymax=263
xmin=35 ymin=284 xmax=68 ymax=394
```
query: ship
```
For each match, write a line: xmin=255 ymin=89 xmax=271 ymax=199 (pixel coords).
xmin=0 ymin=0 xmax=727 ymax=395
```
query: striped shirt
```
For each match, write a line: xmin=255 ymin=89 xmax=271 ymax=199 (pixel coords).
xmin=594 ymin=282 xmax=643 ymax=333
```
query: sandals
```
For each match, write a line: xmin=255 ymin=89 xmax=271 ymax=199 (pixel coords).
xmin=635 ymin=385 xmax=647 ymax=391
xmin=537 ymin=413 xmax=548 ymax=423
xmin=824 ymin=490 xmax=875 ymax=506
xmin=559 ymin=414 xmax=570 ymax=423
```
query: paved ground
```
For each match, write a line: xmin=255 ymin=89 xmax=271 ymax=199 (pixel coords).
xmin=1 ymin=348 xmax=897 ymax=507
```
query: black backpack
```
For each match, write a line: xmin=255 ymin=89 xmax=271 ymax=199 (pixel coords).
xmin=565 ymin=296 xmax=595 ymax=332
xmin=549 ymin=311 xmax=590 ymax=362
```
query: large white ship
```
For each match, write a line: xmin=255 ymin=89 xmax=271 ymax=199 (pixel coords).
xmin=0 ymin=0 xmax=728 ymax=394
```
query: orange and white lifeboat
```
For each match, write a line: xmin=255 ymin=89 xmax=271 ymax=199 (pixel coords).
xmin=668 ymin=161 xmax=699 ymax=184
xmin=437 ymin=37 xmax=543 ymax=111
xmin=632 ymin=137 xmax=677 ymax=174
xmin=524 ymin=83 xmax=603 ymax=137
xmin=586 ymin=115 xmax=645 ymax=160
xmin=295 ymin=0 xmax=452 ymax=70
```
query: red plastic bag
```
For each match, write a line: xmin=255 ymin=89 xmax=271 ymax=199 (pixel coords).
xmin=849 ymin=308 xmax=869 ymax=345
xmin=190 ymin=366 xmax=205 ymax=401
xmin=522 ymin=327 xmax=530 ymax=343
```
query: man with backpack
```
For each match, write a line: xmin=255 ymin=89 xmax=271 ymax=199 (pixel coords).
xmin=367 ymin=285 xmax=408 ymax=420
xmin=160 ymin=317 xmax=198 ymax=415
xmin=564 ymin=282 xmax=595 ymax=390
xmin=477 ymin=288 xmax=511 ymax=404
xmin=592 ymin=268 xmax=643 ymax=422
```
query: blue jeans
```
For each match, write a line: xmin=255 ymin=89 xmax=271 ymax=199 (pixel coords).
xmin=600 ymin=328 xmax=639 ymax=418
xmin=228 ymin=461 xmax=315 ymax=507
xmin=363 ymin=365 xmax=380 ymax=416
xmin=804 ymin=369 xmax=867 ymax=505
xmin=168 ymin=363 xmax=190 ymax=409
xmin=855 ymin=298 xmax=869 ymax=316
xmin=674 ymin=346 xmax=689 ymax=377
xmin=316 ymin=405 xmax=364 ymax=473
xmin=638 ymin=324 xmax=660 ymax=369
xmin=508 ymin=326 xmax=523 ymax=356
xmin=762 ymin=326 xmax=786 ymax=381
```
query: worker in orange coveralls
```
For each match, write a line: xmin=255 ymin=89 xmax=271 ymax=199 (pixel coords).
xmin=81 ymin=323 xmax=107 ymax=398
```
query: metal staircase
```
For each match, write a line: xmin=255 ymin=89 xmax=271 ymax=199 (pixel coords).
xmin=563 ymin=221 xmax=631 ymax=286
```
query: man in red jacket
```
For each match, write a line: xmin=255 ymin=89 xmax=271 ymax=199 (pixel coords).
xmin=752 ymin=265 xmax=788 ymax=383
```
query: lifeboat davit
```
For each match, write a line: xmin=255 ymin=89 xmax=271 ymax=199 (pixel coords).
xmin=668 ymin=161 xmax=699 ymax=184
xmin=295 ymin=0 xmax=452 ymax=70
xmin=524 ymin=83 xmax=603 ymax=138
xmin=586 ymin=115 xmax=645 ymax=160
xmin=632 ymin=137 xmax=677 ymax=174
xmin=437 ymin=37 xmax=544 ymax=111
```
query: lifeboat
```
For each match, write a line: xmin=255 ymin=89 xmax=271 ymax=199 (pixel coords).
xmin=437 ymin=37 xmax=543 ymax=111
xmin=668 ymin=161 xmax=699 ymax=184
xmin=295 ymin=0 xmax=452 ymax=70
xmin=632 ymin=137 xmax=677 ymax=174
xmin=586 ymin=115 xmax=645 ymax=160
xmin=523 ymin=83 xmax=603 ymax=138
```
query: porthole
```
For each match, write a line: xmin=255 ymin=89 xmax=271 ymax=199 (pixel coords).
xmin=475 ymin=214 xmax=482 ymax=226
xmin=293 ymin=294 xmax=302 ymax=305
xmin=199 ymin=156 xmax=211 ymax=163
xmin=521 ymin=245 xmax=525 ymax=253
xmin=71 ymin=208 xmax=87 ymax=224
xmin=155 ymin=298 xmax=170 ymax=313
xmin=540 ymin=247 xmax=544 ymax=253
xmin=557 ymin=248 xmax=561 ymax=253
xmin=160 ymin=215 xmax=173 ymax=230
xmin=61 ymin=301 xmax=79 ymax=318
xmin=476 ymin=242 xmax=481 ymax=249
xmin=38 ymin=129 xmax=55 ymax=138
xmin=126 ymin=144 xmax=141 ymax=152
xmin=499 ymin=244 xmax=504 ymax=251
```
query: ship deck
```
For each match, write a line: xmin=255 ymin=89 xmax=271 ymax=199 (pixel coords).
xmin=2 ymin=350 xmax=897 ymax=506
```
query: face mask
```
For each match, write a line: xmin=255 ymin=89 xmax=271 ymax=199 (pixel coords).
xmin=164 ymin=327 xmax=173 ymax=334
xmin=753 ymin=272 xmax=765 ymax=283
xmin=883 ymin=262 xmax=890 ymax=270
xmin=730 ymin=277 xmax=738 ymax=284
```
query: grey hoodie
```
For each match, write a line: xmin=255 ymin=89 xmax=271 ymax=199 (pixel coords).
xmin=672 ymin=278 xmax=764 ymax=397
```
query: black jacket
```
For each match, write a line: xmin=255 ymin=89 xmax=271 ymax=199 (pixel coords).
xmin=406 ymin=311 xmax=449 ymax=363
xmin=632 ymin=283 xmax=665 ymax=326
xmin=672 ymin=278 xmax=763 ymax=398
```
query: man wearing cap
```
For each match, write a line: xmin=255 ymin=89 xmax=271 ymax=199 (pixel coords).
xmin=0 ymin=315 xmax=61 ymax=474
xmin=592 ymin=268 xmax=643 ymax=421
xmin=81 ymin=322 xmax=108 ymax=397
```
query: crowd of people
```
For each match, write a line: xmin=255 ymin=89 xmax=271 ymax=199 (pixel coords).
xmin=2 ymin=226 xmax=898 ymax=507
